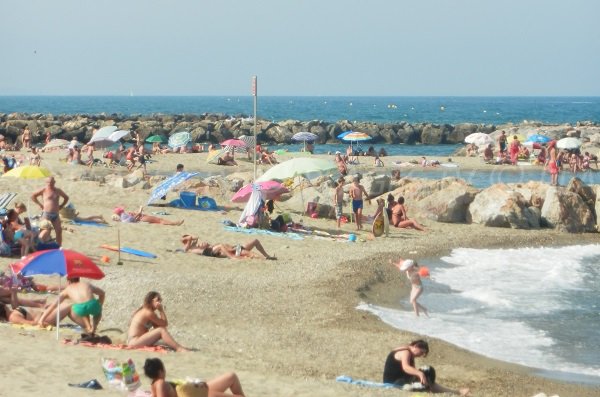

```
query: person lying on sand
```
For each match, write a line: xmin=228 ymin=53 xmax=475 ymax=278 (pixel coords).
xmin=144 ymin=357 xmax=246 ymax=397
xmin=383 ymin=339 xmax=470 ymax=396
xmin=0 ymin=286 xmax=71 ymax=327
xmin=181 ymin=235 xmax=276 ymax=260
xmin=113 ymin=206 xmax=184 ymax=226
xmin=127 ymin=291 xmax=189 ymax=352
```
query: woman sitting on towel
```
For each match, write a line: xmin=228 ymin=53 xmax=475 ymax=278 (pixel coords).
xmin=144 ymin=357 xmax=246 ymax=397
xmin=113 ymin=207 xmax=183 ymax=226
xmin=383 ymin=340 xmax=470 ymax=395
xmin=181 ymin=235 xmax=276 ymax=260
xmin=127 ymin=291 xmax=189 ymax=352
xmin=391 ymin=197 xmax=425 ymax=231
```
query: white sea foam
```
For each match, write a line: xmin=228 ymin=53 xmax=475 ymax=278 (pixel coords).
xmin=358 ymin=245 xmax=600 ymax=381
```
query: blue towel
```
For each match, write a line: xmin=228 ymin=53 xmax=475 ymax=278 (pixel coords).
xmin=223 ymin=225 xmax=304 ymax=240
xmin=336 ymin=375 xmax=398 ymax=389
xmin=70 ymin=220 xmax=109 ymax=227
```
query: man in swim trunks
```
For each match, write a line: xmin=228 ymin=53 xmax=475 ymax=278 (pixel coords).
xmin=31 ymin=176 xmax=69 ymax=246
xmin=38 ymin=277 xmax=105 ymax=335
xmin=348 ymin=176 xmax=370 ymax=231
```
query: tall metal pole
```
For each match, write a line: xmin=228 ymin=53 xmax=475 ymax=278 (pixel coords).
xmin=252 ymin=76 xmax=258 ymax=181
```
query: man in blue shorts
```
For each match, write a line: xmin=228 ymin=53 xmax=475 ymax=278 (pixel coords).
xmin=348 ymin=176 xmax=370 ymax=231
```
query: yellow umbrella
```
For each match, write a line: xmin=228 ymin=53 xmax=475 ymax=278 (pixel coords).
xmin=206 ymin=147 xmax=227 ymax=163
xmin=3 ymin=165 xmax=52 ymax=179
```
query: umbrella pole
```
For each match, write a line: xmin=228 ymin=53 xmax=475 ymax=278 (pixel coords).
xmin=117 ymin=227 xmax=123 ymax=266
xmin=56 ymin=277 xmax=61 ymax=340
xmin=299 ymin=175 xmax=305 ymax=220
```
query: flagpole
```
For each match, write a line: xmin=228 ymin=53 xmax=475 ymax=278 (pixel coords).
xmin=252 ymin=76 xmax=258 ymax=181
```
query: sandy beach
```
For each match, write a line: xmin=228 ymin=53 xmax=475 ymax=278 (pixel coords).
xmin=1 ymin=150 xmax=598 ymax=397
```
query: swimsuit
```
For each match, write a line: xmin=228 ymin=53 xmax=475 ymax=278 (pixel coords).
xmin=383 ymin=350 xmax=416 ymax=384
xmin=72 ymin=298 xmax=102 ymax=317
xmin=234 ymin=244 xmax=243 ymax=257
xmin=202 ymin=246 xmax=216 ymax=257
xmin=16 ymin=307 xmax=28 ymax=317
xmin=42 ymin=211 xmax=59 ymax=221
xmin=335 ymin=203 xmax=343 ymax=218
xmin=352 ymin=199 xmax=363 ymax=213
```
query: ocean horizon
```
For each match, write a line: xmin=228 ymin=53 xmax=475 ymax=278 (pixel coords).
xmin=1 ymin=96 xmax=599 ymax=125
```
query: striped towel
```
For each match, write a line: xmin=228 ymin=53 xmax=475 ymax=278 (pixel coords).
xmin=0 ymin=192 xmax=17 ymax=210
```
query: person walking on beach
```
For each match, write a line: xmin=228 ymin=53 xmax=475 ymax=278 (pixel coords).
xmin=349 ymin=176 xmax=369 ymax=231
xmin=128 ymin=291 xmax=189 ymax=352
xmin=547 ymin=140 xmax=559 ymax=186
xmin=38 ymin=277 xmax=105 ymax=335
xmin=383 ymin=340 xmax=470 ymax=395
xmin=31 ymin=176 xmax=69 ymax=246
xmin=392 ymin=258 xmax=428 ymax=316
xmin=333 ymin=177 xmax=345 ymax=229
xmin=144 ymin=357 xmax=246 ymax=397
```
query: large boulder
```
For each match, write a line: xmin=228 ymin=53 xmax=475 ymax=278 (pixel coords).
xmin=360 ymin=173 xmax=391 ymax=198
xmin=566 ymin=177 xmax=596 ymax=222
xmin=541 ymin=187 xmax=596 ymax=233
xmin=467 ymin=184 xmax=540 ymax=229
xmin=417 ymin=180 xmax=479 ymax=223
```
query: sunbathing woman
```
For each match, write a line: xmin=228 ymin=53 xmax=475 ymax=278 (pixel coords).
xmin=114 ymin=207 xmax=184 ymax=226
xmin=144 ymin=357 xmax=246 ymax=397
xmin=391 ymin=197 xmax=425 ymax=231
xmin=0 ymin=287 xmax=71 ymax=327
xmin=181 ymin=235 xmax=276 ymax=260
xmin=127 ymin=291 xmax=189 ymax=352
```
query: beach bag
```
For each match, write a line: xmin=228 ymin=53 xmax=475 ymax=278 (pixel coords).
xmin=102 ymin=358 xmax=141 ymax=391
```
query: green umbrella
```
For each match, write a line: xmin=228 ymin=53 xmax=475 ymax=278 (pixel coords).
xmin=146 ymin=135 xmax=166 ymax=143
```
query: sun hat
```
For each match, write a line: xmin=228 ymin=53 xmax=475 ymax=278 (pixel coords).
xmin=113 ymin=207 xmax=125 ymax=215
xmin=398 ymin=259 xmax=416 ymax=271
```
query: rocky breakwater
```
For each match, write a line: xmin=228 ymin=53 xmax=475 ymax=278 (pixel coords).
xmin=7 ymin=112 xmax=597 ymax=147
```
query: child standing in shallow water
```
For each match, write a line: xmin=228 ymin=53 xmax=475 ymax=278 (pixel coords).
xmin=392 ymin=258 xmax=428 ymax=317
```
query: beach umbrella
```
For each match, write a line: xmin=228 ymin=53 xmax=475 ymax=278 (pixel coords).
xmin=206 ymin=147 xmax=228 ymax=163
xmin=231 ymin=181 xmax=289 ymax=203
xmin=10 ymin=249 xmax=105 ymax=339
xmin=464 ymin=132 xmax=494 ymax=147
xmin=525 ymin=134 xmax=551 ymax=144
xmin=108 ymin=130 xmax=130 ymax=142
xmin=146 ymin=135 xmax=166 ymax=143
xmin=2 ymin=165 xmax=52 ymax=179
xmin=147 ymin=171 xmax=200 ymax=205
xmin=168 ymin=131 xmax=192 ymax=149
xmin=341 ymin=131 xmax=372 ymax=142
xmin=556 ymin=137 xmax=582 ymax=150
xmin=43 ymin=139 xmax=70 ymax=150
xmin=89 ymin=126 xmax=118 ymax=144
xmin=220 ymin=138 xmax=247 ymax=148
xmin=256 ymin=157 xmax=337 ymax=215
xmin=292 ymin=131 xmax=318 ymax=151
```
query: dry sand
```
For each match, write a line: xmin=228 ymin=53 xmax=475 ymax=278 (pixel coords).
xmin=0 ymin=150 xmax=598 ymax=397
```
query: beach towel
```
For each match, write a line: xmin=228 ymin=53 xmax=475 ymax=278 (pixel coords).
xmin=70 ymin=220 xmax=109 ymax=227
xmin=0 ymin=192 xmax=17 ymax=210
xmin=63 ymin=338 xmax=169 ymax=353
xmin=336 ymin=375 xmax=398 ymax=389
xmin=223 ymin=225 xmax=304 ymax=240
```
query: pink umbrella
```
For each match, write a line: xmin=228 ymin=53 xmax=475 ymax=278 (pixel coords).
xmin=231 ymin=181 xmax=289 ymax=203
xmin=221 ymin=139 xmax=247 ymax=147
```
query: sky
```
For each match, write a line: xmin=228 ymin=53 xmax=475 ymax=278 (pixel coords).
xmin=1 ymin=0 xmax=599 ymax=96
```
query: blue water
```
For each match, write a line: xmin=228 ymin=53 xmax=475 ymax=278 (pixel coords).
xmin=359 ymin=245 xmax=600 ymax=385
xmin=1 ymin=96 xmax=599 ymax=124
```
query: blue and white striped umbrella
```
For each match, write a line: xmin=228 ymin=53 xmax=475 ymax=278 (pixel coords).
xmin=147 ymin=171 xmax=199 ymax=204
xmin=292 ymin=131 xmax=317 ymax=142
xmin=168 ymin=131 xmax=192 ymax=149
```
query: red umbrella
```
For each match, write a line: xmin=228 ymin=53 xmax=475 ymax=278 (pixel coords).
xmin=221 ymin=139 xmax=247 ymax=148
xmin=231 ymin=181 xmax=289 ymax=203
xmin=11 ymin=249 xmax=105 ymax=280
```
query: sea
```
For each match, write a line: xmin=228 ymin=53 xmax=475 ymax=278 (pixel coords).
xmin=2 ymin=96 xmax=600 ymax=383
xmin=359 ymin=245 xmax=600 ymax=385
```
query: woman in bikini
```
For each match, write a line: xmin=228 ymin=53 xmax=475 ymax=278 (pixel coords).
xmin=181 ymin=235 xmax=276 ymax=260
xmin=0 ymin=287 xmax=71 ymax=326
xmin=114 ymin=207 xmax=184 ymax=226
xmin=127 ymin=291 xmax=189 ymax=352
xmin=144 ymin=357 xmax=246 ymax=397
xmin=391 ymin=196 xmax=425 ymax=231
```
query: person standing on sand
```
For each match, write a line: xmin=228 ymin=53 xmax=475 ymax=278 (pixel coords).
xmin=498 ymin=130 xmax=507 ymax=154
xmin=22 ymin=126 xmax=31 ymax=150
xmin=333 ymin=177 xmax=345 ymax=229
xmin=392 ymin=258 xmax=428 ymax=316
xmin=383 ymin=340 xmax=470 ymax=395
xmin=38 ymin=277 xmax=105 ymax=335
xmin=348 ymin=176 xmax=370 ymax=231
xmin=31 ymin=176 xmax=69 ymax=246
xmin=547 ymin=140 xmax=559 ymax=186
xmin=128 ymin=291 xmax=189 ymax=352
